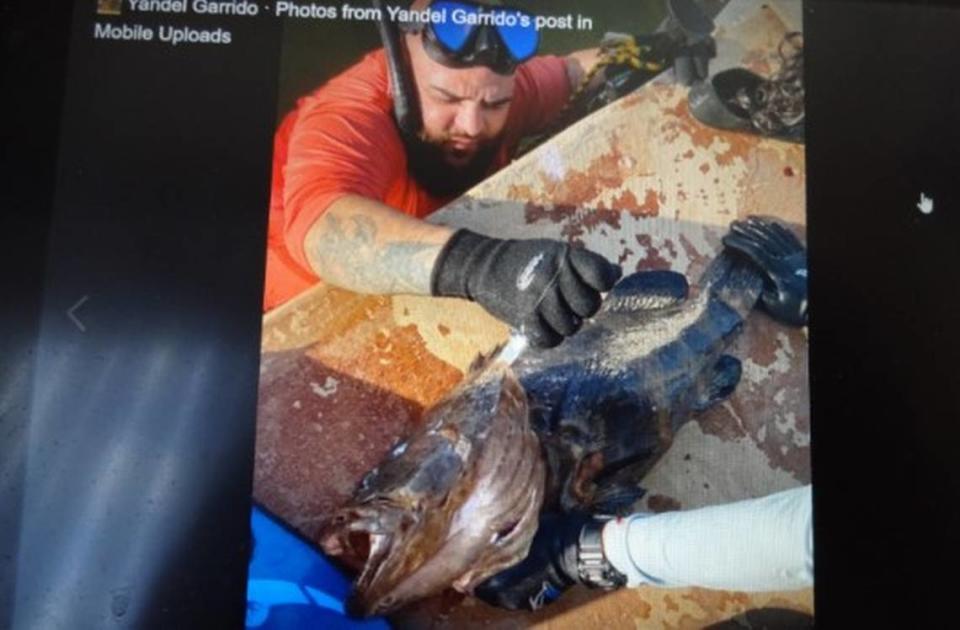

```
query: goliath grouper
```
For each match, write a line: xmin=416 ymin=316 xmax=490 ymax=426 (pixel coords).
xmin=321 ymin=217 xmax=806 ymax=616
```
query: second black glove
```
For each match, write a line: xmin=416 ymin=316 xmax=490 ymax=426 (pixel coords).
xmin=431 ymin=230 xmax=622 ymax=348
xmin=721 ymin=217 xmax=808 ymax=326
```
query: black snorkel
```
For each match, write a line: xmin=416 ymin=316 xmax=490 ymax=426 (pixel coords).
xmin=373 ymin=0 xmax=423 ymax=140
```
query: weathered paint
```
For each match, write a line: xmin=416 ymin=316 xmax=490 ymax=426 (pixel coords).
xmin=255 ymin=0 xmax=811 ymax=625
xmin=388 ymin=587 xmax=812 ymax=630
xmin=255 ymin=286 xmax=466 ymax=541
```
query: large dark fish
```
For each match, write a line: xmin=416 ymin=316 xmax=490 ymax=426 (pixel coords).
xmin=515 ymin=243 xmax=763 ymax=513
xmin=320 ymin=352 xmax=545 ymax=617
xmin=322 ymin=218 xmax=800 ymax=616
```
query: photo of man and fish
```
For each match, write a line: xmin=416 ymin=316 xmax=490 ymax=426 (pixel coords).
xmin=250 ymin=0 xmax=811 ymax=627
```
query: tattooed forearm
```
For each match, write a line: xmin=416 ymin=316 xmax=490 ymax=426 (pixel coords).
xmin=304 ymin=195 xmax=455 ymax=295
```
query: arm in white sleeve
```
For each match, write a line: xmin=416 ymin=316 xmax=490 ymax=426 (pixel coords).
xmin=601 ymin=485 xmax=813 ymax=591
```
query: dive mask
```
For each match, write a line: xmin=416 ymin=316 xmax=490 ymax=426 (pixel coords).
xmin=401 ymin=0 xmax=540 ymax=75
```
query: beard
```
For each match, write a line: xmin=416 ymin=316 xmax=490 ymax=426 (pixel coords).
xmin=402 ymin=131 xmax=500 ymax=199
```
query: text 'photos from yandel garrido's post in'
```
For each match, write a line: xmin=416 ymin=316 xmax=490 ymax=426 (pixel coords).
xmin=253 ymin=0 xmax=810 ymax=626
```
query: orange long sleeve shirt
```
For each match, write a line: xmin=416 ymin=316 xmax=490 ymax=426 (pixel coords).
xmin=264 ymin=49 xmax=571 ymax=311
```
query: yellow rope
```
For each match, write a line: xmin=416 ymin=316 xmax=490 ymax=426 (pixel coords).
xmin=516 ymin=36 xmax=668 ymax=157
xmin=559 ymin=37 xmax=666 ymax=123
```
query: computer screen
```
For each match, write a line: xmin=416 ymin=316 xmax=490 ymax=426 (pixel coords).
xmin=2 ymin=0 xmax=958 ymax=628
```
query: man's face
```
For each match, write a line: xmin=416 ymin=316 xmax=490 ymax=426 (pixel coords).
xmin=405 ymin=31 xmax=514 ymax=169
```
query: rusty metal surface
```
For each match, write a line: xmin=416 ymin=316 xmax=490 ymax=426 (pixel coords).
xmin=254 ymin=0 xmax=811 ymax=626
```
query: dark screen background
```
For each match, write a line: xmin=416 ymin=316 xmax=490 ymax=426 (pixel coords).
xmin=805 ymin=1 xmax=960 ymax=626
xmin=3 ymin=2 xmax=281 ymax=628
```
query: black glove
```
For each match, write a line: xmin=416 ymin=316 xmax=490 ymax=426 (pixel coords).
xmin=474 ymin=512 xmax=589 ymax=611
xmin=722 ymin=217 xmax=808 ymax=326
xmin=431 ymin=230 xmax=622 ymax=348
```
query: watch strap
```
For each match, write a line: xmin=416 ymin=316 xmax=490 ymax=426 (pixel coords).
xmin=576 ymin=518 xmax=627 ymax=589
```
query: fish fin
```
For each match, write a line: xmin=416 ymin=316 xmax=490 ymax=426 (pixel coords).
xmin=590 ymin=482 xmax=647 ymax=516
xmin=694 ymin=354 xmax=742 ymax=411
xmin=601 ymin=270 xmax=689 ymax=314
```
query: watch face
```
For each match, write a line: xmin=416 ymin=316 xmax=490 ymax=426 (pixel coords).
xmin=577 ymin=520 xmax=627 ymax=589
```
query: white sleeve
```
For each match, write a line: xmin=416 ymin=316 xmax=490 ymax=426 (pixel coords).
xmin=601 ymin=485 xmax=813 ymax=591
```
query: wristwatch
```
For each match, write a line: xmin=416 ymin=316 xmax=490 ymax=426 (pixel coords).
xmin=576 ymin=517 xmax=628 ymax=589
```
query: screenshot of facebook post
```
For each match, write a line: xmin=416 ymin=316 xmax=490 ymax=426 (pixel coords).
xmin=251 ymin=0 xmax=811 ymax=627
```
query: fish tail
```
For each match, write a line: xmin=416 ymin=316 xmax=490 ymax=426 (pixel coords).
xmin=699 ymin=251 xmax=765 ymax=318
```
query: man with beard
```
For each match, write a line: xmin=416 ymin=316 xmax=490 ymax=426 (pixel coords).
xmin=264 ymin=0 xmax=624 ymax=348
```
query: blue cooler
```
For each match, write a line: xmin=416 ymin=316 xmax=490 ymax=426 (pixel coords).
xmin=247 ymin=504 xmax=391 ymax=629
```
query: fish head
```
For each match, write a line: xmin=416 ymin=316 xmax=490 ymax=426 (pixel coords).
xmin=321 ymin=365 xmax=546 ymax=617
xmin=321 ymin=497 xmax=439 ymax=617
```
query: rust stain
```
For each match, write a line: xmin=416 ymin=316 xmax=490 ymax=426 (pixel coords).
xmin=524 ymin=200 xmax=575 ymax=224
xmin=682 ymin=149 xmax=695 ymax=159
xmin=698 ymin=405 xmax=750 ymax=441
xmin=640 ymin=189 xmax=660 ymax=215
xmin=681 ymin=588 xmax=752 ymax=614
xmin=505 ymin=182 xmax=535 ymax=201
xmin=634 ymin=597 xmax=652 ymax=620
xmin=699 ymin=315 xmax=810 ymax=481
xmin=784 ymin=166 xmax=795 ymax=177
xmin=747 ymin=322 xmax=781 ymax=367
xmin=741 ymin=48 xmax=774 ymax=76
xmin=660 ymin=96 xmax=760 ymax=168
xmin=739 ymin=148 xmax=806 ymax=225
xmin=524 ymin=201 xmax=623 ymax=247
xmin=618 ymin=247 xmax=635 ymax=265
xmin=677 ymin=234 xmax=709 ymax=281
xmin=661 ymin=98 xmax=717 ymax=151
xmin=715 ymin=133 xmax=758 ymax=166
xmin=576 ymin=206 xmax=624 ymax=243
xmin=615 ymin=188 xmax=661 ymax=218
xmin=664 ymin=594 xmax=680 ymax=612
xmin=662 ymin=238 xmax=678 ymax=260
xmin=536 ymin=141 xmax=626 ymax=207
xmin=616 ymin=86 xmax=658 ymax=110
xmin=635 ymin=234 xmax=672 ymax=271
xmin=699 ymin=162 xmax=711 ymax=174
xmin=437 ymin=323 xmax=450 ymax=336
xmin=610 ymin=189 xmax=641 ymax=213
xmin=647 ymin=493 xmax=682 ymax=513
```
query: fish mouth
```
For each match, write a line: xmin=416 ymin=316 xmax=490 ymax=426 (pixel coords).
xmin=320 ymin=503 xmax=413 ymax=617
